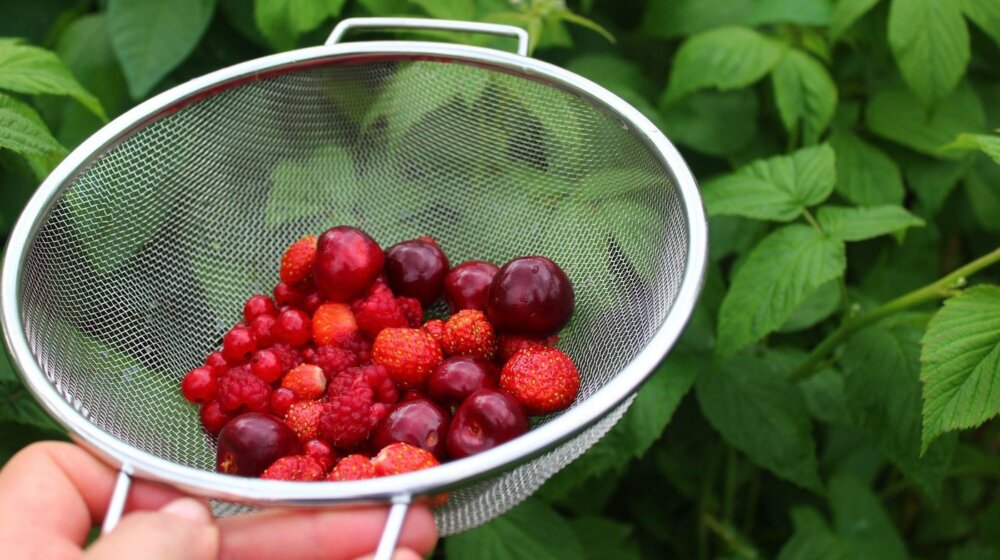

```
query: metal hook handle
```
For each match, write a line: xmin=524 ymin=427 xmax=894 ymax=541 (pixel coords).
xmin=326 ymin=17 xmax=530 ymax=56
xmin=101 ymin=468 xmax=133 ymax=534
xmin=373 ymin=494 xmax=413 ymax=560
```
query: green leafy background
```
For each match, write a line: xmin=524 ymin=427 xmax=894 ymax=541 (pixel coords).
xmin=2 ymin=0 xmax=999 ymax=558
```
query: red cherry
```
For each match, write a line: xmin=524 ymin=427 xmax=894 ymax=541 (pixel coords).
xmin=313 ymin=226 xmax=384 ymax=302
xmin=444 ymin=261 xmax=499 ymax=312
xmin=371 ymin=399 xmax=450 ymax=459
xmin=223 ymin=327 xmax=257 ymax=363
xmin=251 ymin=349 xmax=283 ymax=383
xmin=216 ymin=413 xmax=301 ymax=476
xmin=199 ymin=400 xmax=230 ymax=435
xmin=447 ymin=389 xmax=528 ymax=459
xmin=204 ymin=352 xmax=229 ymax=376
xmin=486 ymin=256 xmax=574 ymax=337
xmin=384 ymin=239 xmax=450 ymax=305
xmin=243 ymin=294 xmax=277 ymax=322
xmin=274 ymin=308 xmax=311 ymax=347
xmin=250 ymin=314 xmax=276 ymax=347
xmin=427 ymin=356 xmax=498 ymax=408
xmin=182 ymin=366 xmax=217 ymax=404
xmin=269 ymin=387 xmax=298 ymax=417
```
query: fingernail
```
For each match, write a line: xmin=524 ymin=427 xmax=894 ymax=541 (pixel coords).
xmin=160 ymin=498 xmax=211 ymax=524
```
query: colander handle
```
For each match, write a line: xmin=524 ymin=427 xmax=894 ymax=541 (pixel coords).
xmin=326 ymin=17 xmax=530 ymax=56
xmin=374 ymin=494 xmax=412 ymax=560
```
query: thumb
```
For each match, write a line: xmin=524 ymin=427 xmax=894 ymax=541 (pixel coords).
xmin=84 ymin=498 xmax=219 ymax=560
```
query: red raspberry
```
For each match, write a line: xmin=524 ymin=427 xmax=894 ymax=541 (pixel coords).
xmin=261 ymin=455 xmax=325 ymax=481
xmin=372 ymin=442 xmax=439 ymax=476
xmin=223 ymin=326 xmax=257 ymax=363
xmin=251 ymin=349 xmax=283 ymax=383
xmin=182 ymin=366 xmax=217 ymax=404
xmin=280 ymin=235 xmax=318 ymax=286
xmin=282 ymin=364 xmax=326 ymax=400
xmin=327 ymin=454 xmax=376 ymax=481
xmin=314 ymin=345 xmax=358 ymax=380
xmin=199 ymin=400 xmax=230 ymax=435
xmin=243 ymin=294 xmax=277 ymax=322
xmin=300 ymin=345 xmax=317 ymax=363
xmin=285 ymin=400 xmax=324 ymax=441
xmin=250 ymin=314 xmax=277 ymax=347
xmin=269 ymin=343 xmax=303 ymax=373
xmin=372 ymin=328 xmax=444 ymax=390
xmin=496 ymin=334 xmax=558 ymax=362
xmin=442 ymin=309 xmax=496 ymax=360
xmin=319 ymin=387 xmax=376 ymax=450
xmin=217 ymin=367 xmax=271 ymax=413
xmin=304 ymin=439 xmax=336 ymax=470
xmin=370 ymin=402 xmax=390 ymax=428
xmin=500 ymin=348 xmax=580 ymax=415
xmin=328 ymin=365 xmax=371 ymax=398
xmin=422 ymin=319 xmax=445 ymax=344
xmin=332 ymin=331 xmax=372 ymax=363
xmin=365 ymin=365 xmax=399 ymax=404
xmin=352 ymin=282 xmax=408 ymax=339
xmin=313 ymin=303 xmax=359 ymax=346
xmin=273 ymin=281 xmax=305 ymax=308
xmin=270 ymin=387 xmax=298 ymax=417
xmin=274 ymin=308 xmax=311 ymax=347
xmin=204 ymin=351 xmax=229 ymax=376
xmin=397 ymin=297 xmax=424 ymax=327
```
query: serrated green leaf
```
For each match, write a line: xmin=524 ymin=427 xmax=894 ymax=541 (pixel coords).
xmin=445 ymin=498 xmax=585 ymax=560
xmin=943 ymin=133 xmax=1000 ymax=165
xmin=253 ymin=0 xmax=344 ymax=52
xmin=571 ymin=517 xmax=641 ymax=560
xmin=831 ymin=0 xmax=882 ymax=41
xmin=266 ymin=144 xmax=360 ymax=227
xmin=659 ymin=88 xmax=758 ymax=157
xmin=696 ymin=350 xmax=823 ymax=491
xmin=566 ymin=54 xmax=653 ymax=99
xmin=829 ymin=474 xmax=909 ymax=560
xmin=751 ymin=0 xmax=834 ymax=25
xmin=817 ymin=204 xmax=925 ymax=241
xmin=964 ymin=156 xmax=1000 ymax=231
xmin=0 ymin=42 xmax=104 ymax=118
xmin=777 ymin=507 xmax=852 ymax=560
xmin=664 ymin=26 xmax=784 ymax=103
xmin=799 ymin=367 xmax=852 ymax=425
xmin=828 ymin=131 xmax=905 ymax=205
xmin=866 ymin=81 xmax=986 ymax=157
xmin=771 ymin=49 xmax=838 ymax=145
xmin=640 ymin=0 xmax=755 ymax=39
xmin=780 ymin=279 xmax=841 ymax=332
xmin=0 ymin=92 xmax=65 ymax=157
xmin=0 ymin=378 xmax=61 ymax=432
xmin=920 ymin=285 xmax=1000 ymax=451
xmin=558 ymin=11 xmax=615 ymax=44
xmin=960 ymin=0 xmax=1000 ymax=49
xmin=888 ymin=0 xmax=969 ymax=105
xmin=899 ymin=151 xmax=970 ymax=214
xmin=703 ymin=144 xmax=836 ymax=222
xmin=408 ymin=0 xmax=473 ymax=20
xmin=108 ymin=0 xmax=217 ymax=99
xmin=718 ymin=225 xmax=845 ymax=357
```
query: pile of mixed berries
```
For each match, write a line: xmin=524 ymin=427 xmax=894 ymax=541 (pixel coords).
xmin=180 ymin=225 xmax=579 ymax=482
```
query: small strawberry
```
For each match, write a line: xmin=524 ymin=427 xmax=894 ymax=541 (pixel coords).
xmin=372 ymin=442 xmax=439 ymax=476
xmin=312 ymin=303 xmax=359 ymax=346
xmin=285 ymin=400 xmax=324 ymax=441
xmin=496 ymin=334 xmax=558 ymax=362
xmin=422 ymin=319 xmax=445 ymax=344
xmin=500 ymin=348 xmax=580 ymax=415
xmin=281 ymin=364 xmax=327 ymax=400
xmin=442 ymin=309 xmax=496 ymax=360
xmin=372 ymin=328 xmax=443 ymax=390
xmin=327 ymin=454 xmax=376 ymax=481
xmin=260 ymin=455 xmax=326 ymax=481
xmin=280 ymin=235 xmax=317 ymax=286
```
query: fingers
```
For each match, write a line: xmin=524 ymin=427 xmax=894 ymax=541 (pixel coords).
xmin=351 ymin=549 xmax=424 ymax=560
xmin=82 ymin=498 xmax=218 ymax=560
xmin=218 ymin=504 xmax=438 ymax=560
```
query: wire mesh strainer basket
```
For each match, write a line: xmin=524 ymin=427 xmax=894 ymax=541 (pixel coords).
xmin=0 ymin=17 xmax=706 ymax=558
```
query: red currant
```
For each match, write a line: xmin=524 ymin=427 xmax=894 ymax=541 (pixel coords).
xmin=222 ymin=326 xmax=257 ymax=363
xmin=250 ymin=314 xmax=276 ymax=347
xmin=204 ymin=351 xmax=229 ymax=376
xmin=199 ymin=400 xmax=230 ymax=435
xmin=270 ymin=387 xmax=298 ymax=417
xmin=274 ymin=308 xmax=311 ymax=347
xmin=251 ymin=349 xmax=283 ymax=383
xmin=182 ymin=366 xmax=218 ymax=403
xmin=243 ymin=294 xmax=277 ymax=322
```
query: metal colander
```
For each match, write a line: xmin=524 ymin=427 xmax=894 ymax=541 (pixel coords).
xmin=1 ymin=18 xmax=706 ymax=558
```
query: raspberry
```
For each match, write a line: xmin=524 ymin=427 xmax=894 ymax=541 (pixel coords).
xmin=274 ymin=308 xmax=311 ymax=347
xmin=250 ymin=314 xmax=277 ymax=347
xmin=285 ymin=400 xmax=324 ymax=441
xmin=199 ymin=400 xmax=230 ymax=435
xmin=372 ymin=328 xmax=444 ymax=390
xmin=500 ymin=347 xmax=580 ymax=415
xmin=251 ymin=349 xmax=283 ymax=383
xmin=243 ymin=294 xmax=277 ymax=322
xmin=397 ymin=297 xmax=424 ymax=327
xmin=372 ymin=442 xmax=439 ymax=476
xmin=328 ymin=454 xmax=376 ymax=481
xmin=217 ymin=367 xmax=271 ymax=413
xmin=422 ymin=319 xmax=445 ymax=344
xmin=273 ymin=281 xmax=305 ymax=308
xmin=313 ymin=303 xmax=359 ymax=346
xmin=270 ymin=343 xmax=303 ymax=373
xmin=304 ymin=439 xmax=336 ymax=469
xmin=204 ymin=351 xmax=229 ymax=376
xmin=328 ymin=365 xmax=373 ymax=398
xmin=261 ymin=455 xmax=325 ymax=481
xmin=496 ymin=334 xmax=558 ymax=362
xmin=365 ymin=365 xmax=399 ymax=404
xmin=300 ymin=346 xmax=316 ymax=363
xmin=332 ymin=331 xmax=372 ymax=363
xmin=182 ymin=366 xmax=217 ymax=404
xmin=269 ymin=387 xmax=298 ymax=417
xmin=223 ymin=326 xmax=257 ymax=363
xmin=314 ymin=345 xmax=358 ymax=379
xmin=352 ymin=282 xmax=408 ymax=339
xmin=280 ymin=235 xmax=317 ymax=286
xmin=370 ymin=402 xmax=391 ymax=429
xmin=282 ymin=364 xmax=326 ymax=400
xmin=442 ymin=309 xmax=496 ymax=359
xmin=319 ymin=387 xmax=376 ymax=450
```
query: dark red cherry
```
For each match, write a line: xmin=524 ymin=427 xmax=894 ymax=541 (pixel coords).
xmin=216 ymin=413 xmax=301 ymax=477
xmin=444 ymin=261 xmax=499 ymax=312
xmin=313 ymin=226 xmax=384 ymax=302
xmin=447 ymin=389 xmax=528 ymax=459
xmin=384 ymin=239 xmax=450 ymax=305
xmin=371 ymin=399 xmax=450 ymax=459
xmin=427 ymin=356 xmax=498 ymax=408
xmin=486 ymin=256 xmax=574 ymax=337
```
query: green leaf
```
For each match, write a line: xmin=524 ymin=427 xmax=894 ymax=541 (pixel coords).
xmin=866 ymin=81 xmax=986 ymax=157
xmin=799 ymin=367 xmax=852 ymax=425
xmin=640 ymin=0 xmax=755 ymax=39
xmin=899 ymin=151 xmax=970 ymax=214
xmin=702 ymin=144 xmax=836 ymax=222
xmin=831 ymin=0 xmax=882 ymax=41
xmin=717 ymin=225 xmax=845 ymax=357
xmin=920 ymin=285 xmax=1000 ymax=451
xmin=254 ymin=0 xmax=344 ymax=52
xmin=570 ymin=517 xmax=641 ymax=560
xmin=771 ymin=49 xmax=838 ymax=145
xmin=817 ymin=205 xmax=925 ymax=241
xmin=696 ymin=350 xmax=823 ymax=491
xmin=0 ymin=378 xmax=61 ymax=432
xmin=0 ymin=42 xmax=104 ymax=119
xmin=829 ymin=474 xmax=909 ymax=560
xmin=108 ymin=0 xmax=217 ymax=99
xmin=750 ymin=0 xmax=834 ymax=25
xmin=266 ymin=144 xmax=360 ymax=227
xmin=0 ymin=92 xmax=65 ymax=157
xmin=828 ymin=131 xmax=905 ymax=206
xmin=408 ymin=0 xmax=474 ymax=20
xmin=964 ymin=156 xmax=1000 ymax=231
xmin=659 ymin=88 xmax=758 ymax=157
xmin=780 ymin=279 xmax=841 ymax=332
xmin=664 ymin=26 xmax=784 ymax=103
xmin=888 ymin=0 xmax=969 ymax=105
xmin=777 ymin=507 xmax=852 ymax=560
xmin=943 ymin=132 xmax=1000 ymax=165
xmin=960 ymin=0 xmax=1000 ymax=49
xmin=445 ymin=498 xmax=585 ymax=560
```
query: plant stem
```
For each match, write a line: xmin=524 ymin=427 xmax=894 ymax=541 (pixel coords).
xmin=702 ymin=513 xmax=758 ymax=559
xmin=802 ymin=208 xmax=822 ymax=233
xmin=788 ymin=245 xmax=1000 ymax=381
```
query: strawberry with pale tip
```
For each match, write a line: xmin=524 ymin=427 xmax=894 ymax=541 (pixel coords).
xmin=312 ymin=303 xmax=358 ymax=346
xmin=281 ymin=364 xmax=327 ymax=400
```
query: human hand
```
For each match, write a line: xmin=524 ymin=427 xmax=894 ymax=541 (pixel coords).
xmin=0 ymin=441 xmax=437 ymax=560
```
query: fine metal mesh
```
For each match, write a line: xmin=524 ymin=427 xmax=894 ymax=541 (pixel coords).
xmin=16 ymin=56 xmax=689 ymax=534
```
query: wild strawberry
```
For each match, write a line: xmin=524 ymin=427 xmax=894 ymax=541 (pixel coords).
xmin=182 ymin=366 xmax=217 ymax=404
xmin=260 ymin=455 xmax=326 ymax=481
xmin=352 ymin=281 xmax=408 ymax=339
xmin=500 ymin=348 xmax=580 ymax=415
xmin=320 ymin=387 xmax=376 ymax=450
xmin=422 ymin=319 xmax=445 ymax=344
xmin=327 ymin=454 xmax=376 ymax=481
xmin=442 ymin=309 xmax=496 ymax=360
xmin=372 ymin=442 xmax=439 ymax=476
xmin=285 ymin=400 xmax=324 ymax=441
xmin=396 ymin=297 xmax=424 ymax=327
xmin=281 ymin=364 xmax=326 ymax=400
xmin=312 ymin=303 xmax=358 ymax=346
xmin=217 ymin=367 xmax=271 ymax=413
xmin=372 ymin=328 xmax=443 ymax=390
xmin=280 ymin=235 xmax=317 ymax=286
xmin=496 ymin=334 xmax=558 ymax=362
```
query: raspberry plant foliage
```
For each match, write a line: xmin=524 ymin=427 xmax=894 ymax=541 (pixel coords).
xmin=2 ymin=0 xmax=1000 ymax=558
